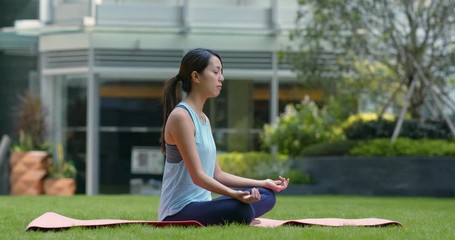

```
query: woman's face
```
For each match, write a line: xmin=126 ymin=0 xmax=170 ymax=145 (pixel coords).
xmin=198 ymin=56 xmax=224 ymax=97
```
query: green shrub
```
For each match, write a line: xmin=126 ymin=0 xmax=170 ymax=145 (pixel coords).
xmin=217 ymin=152 xmax=289 ymax=180
xmin=286 ymin=169 xmax=312 ymax=184
xmin=300 ymin=140 xmax=358 ymax=156
xmin=349 ymin=138 xmax=455 ymax=156
xmin=399 ymin=120 xmax=451 ymax=139
xmin=217 ymin=151 xmax=311 ymax=184
xmin=11 ymin=92 xmax=51 ymax=153
xmin=261 ymin=98 xmax=343 ymax=157
xmin=343 ymin=116 xmax=452 ymax=140
xmin=341 ymin=112 xmax=395 ymax=130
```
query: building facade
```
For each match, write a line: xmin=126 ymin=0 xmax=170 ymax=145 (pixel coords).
xmin=1 ymin=0 xmax=322 ymax=194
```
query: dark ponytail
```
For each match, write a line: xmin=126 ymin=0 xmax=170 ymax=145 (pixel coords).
xmin=160 ymin=48 xmax=223 ymax=152
xmin=160 ymin=75 xmax=181 ymax=152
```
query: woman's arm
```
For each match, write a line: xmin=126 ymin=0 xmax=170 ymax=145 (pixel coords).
xmin=214 ymin=160 xmax=289 ymax=192
xmin=166 ymin=108 xmax=260 ymax=203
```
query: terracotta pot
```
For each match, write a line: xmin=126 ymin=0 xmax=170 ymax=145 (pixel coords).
xmin=9 ymin=151 xmax=49 ymax=195
xmin=44 ymin=178 xmax=76 ymax=196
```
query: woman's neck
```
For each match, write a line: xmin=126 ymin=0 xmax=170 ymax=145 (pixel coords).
xmin=183 ymin=94 xmax=206 ymax=115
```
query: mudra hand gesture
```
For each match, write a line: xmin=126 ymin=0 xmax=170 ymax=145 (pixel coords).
xmin=264 ymin=176 xmax=289 ymax=192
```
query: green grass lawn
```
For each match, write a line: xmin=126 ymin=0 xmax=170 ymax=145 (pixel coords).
xmin=0 ymin=194 xmax=454 ymax=240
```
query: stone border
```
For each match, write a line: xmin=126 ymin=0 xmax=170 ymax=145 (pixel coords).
xmin=285 ymin=156 xmax=455 ymax=197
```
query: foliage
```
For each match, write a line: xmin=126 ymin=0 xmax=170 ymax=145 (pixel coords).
xmin=341 ymin=60 xmax=402 ymax=114
xmin=349 ymin=138 xmax=455 ymax=157
xmin=10 ymin=131 xmax=51 ymax=153
xmin=313 ymin=60 xmax=402 ymax=127
xmin=11 ymin=92 xmax=50 ymax=153
xmin=398 ymin=120 xmax=453 ymax=139
xmin=322 ymin=95 xmax=358 ymax=127
xmin=288 ymin=0 xmax=455 ymax=120
xmin=285 ymin=169 xmax=312 ymax=185
xmin=261 ymin=98 xmax=343 ymax=157
xmin=47 ymin=144 xmax=77 ymax=179
xmin=341 ymin=112 xmax=395 ymax=130
xmin=217 ymin=151 xmax=290 ymax=180
xmin=344 ymin=120 xmax=396 ymax=140
xmin=300 ymin=140 xmax=359 ymax=157
xmin=342 ymin=115 xmax=453 ymax=140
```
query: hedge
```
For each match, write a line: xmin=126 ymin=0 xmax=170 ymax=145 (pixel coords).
xmin=349 ymin=138 xmax=455 ymax=156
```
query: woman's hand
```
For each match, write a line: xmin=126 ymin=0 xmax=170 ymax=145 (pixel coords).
xmin=264 ymin=176 xmax=290 ymax=192
xmin=233 ymin=188 xmax=261 ymax=204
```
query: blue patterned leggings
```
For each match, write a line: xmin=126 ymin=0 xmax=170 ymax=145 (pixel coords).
xmin=162 ymin=187 xmax=276 ymax=226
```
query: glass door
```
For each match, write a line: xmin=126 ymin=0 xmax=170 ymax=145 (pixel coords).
xmin=98 ymin=81 xmax=164 ymax=194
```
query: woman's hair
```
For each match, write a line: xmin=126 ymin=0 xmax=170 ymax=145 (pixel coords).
xmin=160 ymin=48 xmax=222 ymax=152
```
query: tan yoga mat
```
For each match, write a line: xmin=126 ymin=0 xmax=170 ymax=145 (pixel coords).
xmin=250 ymin=217 xmax=401 ymax=227
xmin=26 ymin=212 xmax=401 ymax=231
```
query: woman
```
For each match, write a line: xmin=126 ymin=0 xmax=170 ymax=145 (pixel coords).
xmin=158 ymin=48 xmax=289 ymax=226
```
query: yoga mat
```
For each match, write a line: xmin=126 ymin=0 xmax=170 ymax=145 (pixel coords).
xmin=250 ymin=217 xmax=401 ymax=227
xmin=26 ymin=212 xmax=203 ymax=230
xmin=26 ymin=212 xmax=401 ymax=231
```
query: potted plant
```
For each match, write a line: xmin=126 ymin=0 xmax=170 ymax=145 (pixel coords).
xmin=44 ymin=144 xmax=77 ymax=196
xmin=9 ymin=92 xmax=51 ymax=195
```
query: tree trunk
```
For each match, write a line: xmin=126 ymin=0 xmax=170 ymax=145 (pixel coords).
xmin=409 ymin=84 xmax=425 ymax=120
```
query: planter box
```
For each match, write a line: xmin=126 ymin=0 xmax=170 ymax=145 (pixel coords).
xmin=9 ymin=151 xmax=49 ymax=195
xmin=44 ymin=178 xmax=76 ymax=196
xmin=290 ymin=156 xmax=455 ymax=197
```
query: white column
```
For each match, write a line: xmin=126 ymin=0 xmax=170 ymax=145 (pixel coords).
xmin=182 ymin=0 xmax=190 ymax=33
xmin=39 ymin=0 xmax=53 ymax=24
xmin=40 ymin=76 xmax=55 ymax=145
xmin=90 ymin=0 xmax=97 ymax=19
xmin=270 ymin=51 xmax=279 ymax=155
xmin=270 ymin=51 xmax=279 ymax=125
xmin=86 ymin=48 xmax=99 ymax=195
xmin=271 ymin=0 xmax=279 ymax=32
xmin=53 ymin=76 xmax=67 ymax=150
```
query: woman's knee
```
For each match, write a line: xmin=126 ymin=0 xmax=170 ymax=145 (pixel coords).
xmin=259 ymin=187 xmax=276 ymax=207
xmin=249 ymin=187 xmax=276 ymax=218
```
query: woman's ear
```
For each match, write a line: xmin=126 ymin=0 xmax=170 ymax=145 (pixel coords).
xmin=191 ymin=71 xmax=200 ymax=84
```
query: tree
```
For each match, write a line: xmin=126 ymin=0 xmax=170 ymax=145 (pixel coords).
xmin=287 ymin=0 xmax=455 ymax=120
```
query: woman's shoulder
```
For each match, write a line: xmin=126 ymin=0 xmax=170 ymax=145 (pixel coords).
xmin=168 ymin=107 xmax=192 ymax=124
